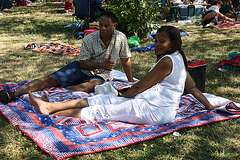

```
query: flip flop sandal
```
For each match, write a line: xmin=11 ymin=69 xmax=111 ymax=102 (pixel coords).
xmin=0 ymin=90 xmax=15 ymax=103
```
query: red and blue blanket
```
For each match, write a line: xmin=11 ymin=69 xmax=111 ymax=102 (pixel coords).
xmin=24 ymin=42 xmax=80 ymax=56
xmin=0 ymin=79 xmax=240 ymax=160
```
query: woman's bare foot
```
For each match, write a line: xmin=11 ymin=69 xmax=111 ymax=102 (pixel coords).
xmin=28 ymin=92 xmax=51 ymax=115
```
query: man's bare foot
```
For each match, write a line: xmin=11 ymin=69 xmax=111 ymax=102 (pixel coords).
xmin=28 ymin=92 xmax=51 ymax=115
xmin=41 ymin=93 xmax=49 ymax=102
xmin=65 ymin=85 xmax=77 ymax=91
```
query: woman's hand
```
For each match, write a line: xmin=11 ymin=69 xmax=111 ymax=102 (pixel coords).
xmin=206 ymin=105 xmax=224 ymax=110
xmin=118 ymin=87 xmax=131 ymax=96
xmin=121 ymin=87 xmax=138 ymax=98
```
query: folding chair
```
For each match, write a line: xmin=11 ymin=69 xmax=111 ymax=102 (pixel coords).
xmin=187 ymin=4 xmax=195 ymax=18
xmin=72 ymin=0 xmax=91 ymax=31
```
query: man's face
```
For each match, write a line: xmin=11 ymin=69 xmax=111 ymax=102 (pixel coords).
xmin=99 ymin=16 xmax=116 ymax=39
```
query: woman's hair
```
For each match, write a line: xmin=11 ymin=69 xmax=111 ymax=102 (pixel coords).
xmin=157 ymin=26 xmax=188 ymax=69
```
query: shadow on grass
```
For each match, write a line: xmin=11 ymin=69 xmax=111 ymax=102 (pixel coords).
xmin=0 ymin=17 xmax=74 ymax=39
xmin=1 ymin=2 xmax=76 ymax=40
xmin=0 ymin=114 xmax=11 ymax=158
xmin=0 ymin=114 xmax=53 ymax=159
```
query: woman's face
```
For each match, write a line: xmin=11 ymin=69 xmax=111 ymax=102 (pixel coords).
xmin=154 ymin=32 xmax=172 ymax=56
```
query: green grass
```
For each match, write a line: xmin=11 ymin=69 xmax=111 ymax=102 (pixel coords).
xmin=0 ymin=2 xmax=240 ymax=159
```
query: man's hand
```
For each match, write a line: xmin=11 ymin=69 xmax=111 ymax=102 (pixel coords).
xmin=101 ymin=55 xmax=115 ymax=71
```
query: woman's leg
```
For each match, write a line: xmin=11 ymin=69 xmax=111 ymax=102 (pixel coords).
xmin=52 ymin=108 xmax=82 ymax=118
xmin=28 ymin=92 xmax=89 ymax=116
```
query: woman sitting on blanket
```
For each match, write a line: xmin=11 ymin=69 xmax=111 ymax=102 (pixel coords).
xmin=29 ymin=26 xmax=222 ymax=125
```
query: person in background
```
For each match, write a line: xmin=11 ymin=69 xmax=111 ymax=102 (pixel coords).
xmin=64 ymin=0 xmax=74 ymax=13
xmin=22 ymin=0 xmax=27 ymax=6
xmin=90 ymin=0 xmax=105 ymax=22
xmin=28 ymin=26 xmax=222 ymax=125
xmin=219 ymin=0 xmax=238 ymax=19
xmin=0 ymin=0 xmax=13 ymax=11
xmin=192 ymin=0 xmax=209 ymax=6
xmin=171 ymin=0 xmax=183 ymax=6
xmin=197 ymin=0 xmax=234 ymax=28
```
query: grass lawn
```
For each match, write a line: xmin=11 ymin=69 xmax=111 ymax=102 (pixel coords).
xmin=0 ymin=2 xmax=239 ymax=159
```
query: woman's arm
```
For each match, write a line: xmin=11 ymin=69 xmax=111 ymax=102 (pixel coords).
xmin=185 ymin=72 xmax=223 ymax=110
xmin=122 ymin=57 xmax=172 ymax=98
xmin=217 ymin=12 xmax=234 ymax=22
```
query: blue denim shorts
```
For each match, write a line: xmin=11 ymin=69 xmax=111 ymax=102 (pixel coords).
xmin=50 ymin=61 xmax=105 ymax=88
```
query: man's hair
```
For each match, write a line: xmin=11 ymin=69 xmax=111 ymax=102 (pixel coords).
xmin=99 ymin=11 xmax=117 ymax=23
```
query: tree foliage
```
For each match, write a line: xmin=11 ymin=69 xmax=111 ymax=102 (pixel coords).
xmin=104 ymin=0 xmax=161 ymax=37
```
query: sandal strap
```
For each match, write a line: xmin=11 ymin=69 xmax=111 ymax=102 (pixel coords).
xmin=6 ymin=91 xmax=15 ymax=101
xmin=0 ymin=90 xmax=15 ymax=103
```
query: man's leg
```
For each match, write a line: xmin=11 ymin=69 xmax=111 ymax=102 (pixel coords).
xmin=201 ymin=11 xmax=217 ymax=24
xmin=15 ymin=76 xmax=59 ymax=97
xmin=65 ymin=79 xmax=103 ymax=92
xmin=0 ymin=76 xmax=59 ymax=103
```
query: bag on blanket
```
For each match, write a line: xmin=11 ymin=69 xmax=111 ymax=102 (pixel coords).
xmin=183 ymin=60 xmax=207 ymax=95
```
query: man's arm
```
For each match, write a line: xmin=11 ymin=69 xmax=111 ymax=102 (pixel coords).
xmin=120 ymin=57 xmax=134 ymax=82
xmin=79 ymin=55 xmax=114 ymax=71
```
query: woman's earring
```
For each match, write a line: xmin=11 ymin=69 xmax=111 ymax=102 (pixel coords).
xmin=168 ymin=48 xmax=172 ymax=51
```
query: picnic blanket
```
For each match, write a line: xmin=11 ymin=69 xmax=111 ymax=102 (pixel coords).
xmin=0 ymin=70 xmax=240 ymax=160
xmin=215 ymin=22 xmax=240 ymax=29
xmin=24 ymin=42 xmax=80 ymax=56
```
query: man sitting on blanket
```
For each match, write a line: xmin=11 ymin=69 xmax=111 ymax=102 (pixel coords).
xmin=0 ymin=11 xmax=135 ymax=103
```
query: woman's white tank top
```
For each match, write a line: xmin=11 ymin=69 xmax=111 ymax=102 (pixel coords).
xmin=135 ymin=51 xmax=187 ymax=109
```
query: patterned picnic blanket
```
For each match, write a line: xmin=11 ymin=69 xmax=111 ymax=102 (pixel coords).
xmin=0 ymin=79 xmax=240 ymax=160
xmin=216 ymin=22 xmax=240 ymax=29
xmin=25 ymin=42 xmax=80 ymax=56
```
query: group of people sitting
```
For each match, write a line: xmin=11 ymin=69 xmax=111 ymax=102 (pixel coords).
xmin=197 ymin=0 xmax=239 ymax=28
xmin=0 ymin=11 xmax=223 ymax=125
xmin=169 ymin=0 xmax=239 ymax=28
